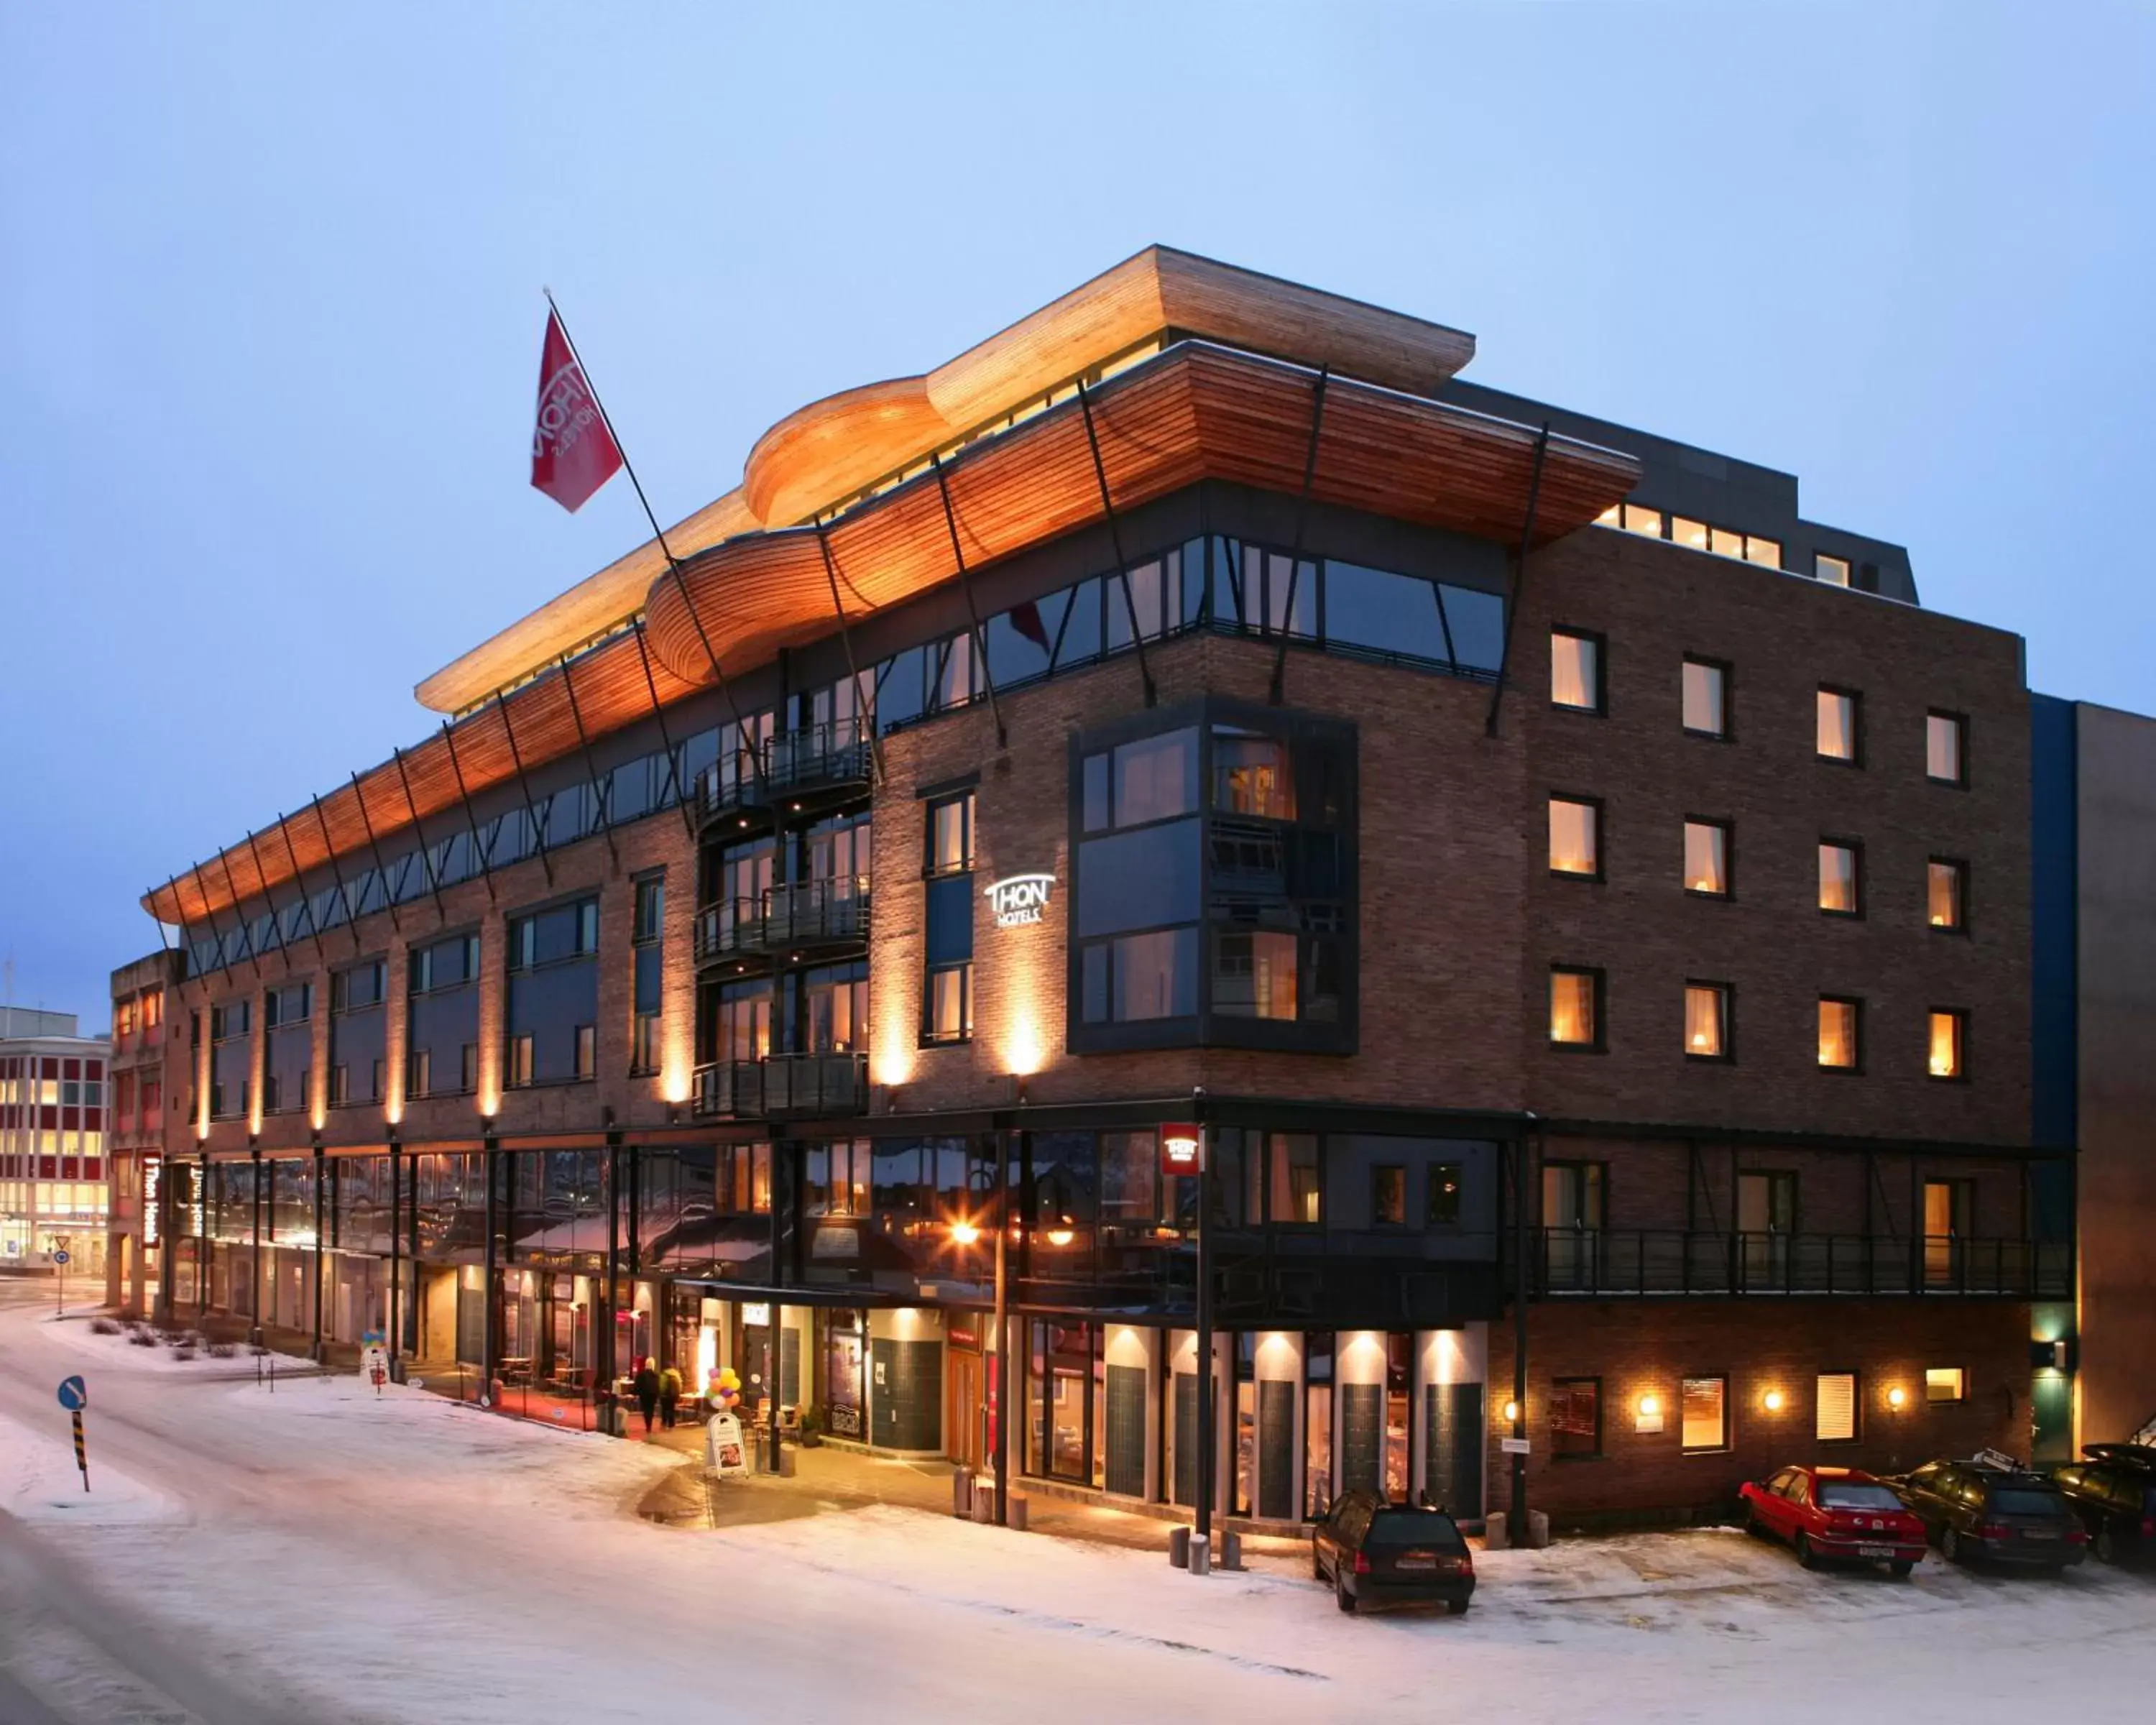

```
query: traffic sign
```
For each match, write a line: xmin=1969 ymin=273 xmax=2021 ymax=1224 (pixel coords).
xmin=51 ymin=1248 xmax=70 ymax=1266
xmin=56 ymin=1376 xmax=87 ymax=1411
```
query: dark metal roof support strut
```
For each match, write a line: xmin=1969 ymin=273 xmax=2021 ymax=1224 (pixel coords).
xmin=212 ymin=852 xmax=262 ymax=979
xmin=557 ymin=651 xmax=619 ymax=866
xmin=305 ymin=795 xmax=366 ymax=954
xmin=1075 ymin=380 xmax=1158 ymax=709
xmin=1268 ymin=366 xmax=1331 ymax=705
xmin=812 ymin=517 xmax=888 ymax=785
xmin=492 ymin=691 xmax=555 ymax=888
xmin=1484 ymin=423 xmax=1552 ymax=739
xmin=438 ymin=721 xmax=497 ymax=903
xmin=929 ymin=452 xmax=1006 ymax=749
xmin=346 ymin=771 xmax=405 ymax=935
xmin=629 ymin=620 xmax=696 ymax=839
xmin=389 ymin=745 xmax=450 ymax=923
xmin=270 ymin=811 xmax=329 ymax=962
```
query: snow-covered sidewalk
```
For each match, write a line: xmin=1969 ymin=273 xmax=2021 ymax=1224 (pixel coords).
xmin=3 ymin=1301 xmax=2152 ymax=1724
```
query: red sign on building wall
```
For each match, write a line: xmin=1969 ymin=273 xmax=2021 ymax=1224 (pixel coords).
xmin=1160 ymin=1123 xmax=1203 ymax=1177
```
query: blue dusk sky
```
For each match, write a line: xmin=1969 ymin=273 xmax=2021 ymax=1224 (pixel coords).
xmin=1 ymin=4 xmax=2150 ymax=1026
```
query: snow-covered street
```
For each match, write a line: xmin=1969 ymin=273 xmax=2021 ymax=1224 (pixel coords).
xmin=1 ymin=1290 xmax=2149 ymax=1724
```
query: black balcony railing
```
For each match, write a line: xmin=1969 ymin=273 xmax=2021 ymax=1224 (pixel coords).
xmin=694 ymin=877 xmax=871 ymax=965
xmin=1522 ymin=1228 xmax=2071 ymax=1298
xmin=765 ymin=717 xmax=874 ymax=802
xmin=691 ymin=1052 xmax=869 ymax=1121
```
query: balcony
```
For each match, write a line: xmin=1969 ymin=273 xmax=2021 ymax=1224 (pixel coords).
xmin=1524 ymin=1228 xmax=2071 ymax=1299
xmin=694 ymin=876 xmax=871 ymax=968
xmin=694 ymin=717 xmax=873 ymax=833
xmin=691 ymin=1052 xmax=869 ymax=1121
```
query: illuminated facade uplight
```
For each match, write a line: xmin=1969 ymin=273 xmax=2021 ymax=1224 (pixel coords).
xmin=948 ymin=1220 xmax=980 ymax=1247
xmin=1886 ymin=1385 xmax=1907 ymax=1409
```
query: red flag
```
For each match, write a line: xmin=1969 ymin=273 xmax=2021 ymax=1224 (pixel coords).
xmin=530 ymin=308 xmax=624 ymax=512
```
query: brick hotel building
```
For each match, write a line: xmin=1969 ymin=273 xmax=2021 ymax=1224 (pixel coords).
xmin=141 ymin=249 xmax=2097 ymax=1529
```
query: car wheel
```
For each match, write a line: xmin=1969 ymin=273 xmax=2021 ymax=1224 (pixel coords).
xmin=2095 ymin=1524 xmax=2118 ymax=1565
xmin=1942 ymin=1526 xmax=1963 ymax=1565
xmin=1743 ymin=1506 xmax=1763 ymax=1539
xmin=1336 ymin=1574 xmax=1358 ymax=1614
xmin=1313 ymin=1545 xmax=1326 ymax=1581
xmin=1795 ymin=1534 xmax=1818 ymax=1571
xmin=1889 ymin=1560 xmax=1914 ymax=1579
xmin=1447 ymin=1598 xmax=1471 ymax=1616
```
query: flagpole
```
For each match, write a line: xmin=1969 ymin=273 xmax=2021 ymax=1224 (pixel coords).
xmin=543 ymin=288 xmax=681 ymax=566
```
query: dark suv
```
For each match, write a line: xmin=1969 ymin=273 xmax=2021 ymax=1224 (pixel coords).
xmin=1890 ymin=1457 xmax=2086 ymax=1569
xmin=2050 ymin=1445 xmax=2156 ymax=1565
xmin=1311 ymin=1491 xmax=1475 ymax=1615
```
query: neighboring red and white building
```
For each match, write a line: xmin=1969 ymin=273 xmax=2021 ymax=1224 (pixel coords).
xmin=0 ymin=1004 xmax=111 ymax=1276
xmin=106 ymin=952 xmax=177 ymax=1315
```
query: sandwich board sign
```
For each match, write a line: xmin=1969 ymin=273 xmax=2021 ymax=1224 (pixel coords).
xmin=706 ymin=1409 xmax=750 ymax=1480
xmin=361 ymin=1340 xmax=390 ymax=1397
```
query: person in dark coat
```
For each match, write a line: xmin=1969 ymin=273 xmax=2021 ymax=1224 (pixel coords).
xmin=632 ymin=1358 xmax=661 ymax=1435
xmin=659 ymin=1365 xmax=683 ymax=1430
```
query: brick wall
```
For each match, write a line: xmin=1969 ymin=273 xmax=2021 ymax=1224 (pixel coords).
xmin=1502 ymin=1297 xmax=2030 ymax=1522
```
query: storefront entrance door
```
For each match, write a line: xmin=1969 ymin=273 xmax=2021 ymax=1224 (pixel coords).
xmin=946 ymin=1350 xmax=985 ymax=1470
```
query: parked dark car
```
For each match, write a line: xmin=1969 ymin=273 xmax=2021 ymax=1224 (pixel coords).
xmin=2050 ymin=1445 xmax=2156 ymax=1565
xmin=1889 ymin=1457 xmax=2086 ymax=1568
xmin=1311 ymin=1491 xmax=1475 ymax=1614
xmin=1738 ymin=1465 xmax=1927 ymax=1576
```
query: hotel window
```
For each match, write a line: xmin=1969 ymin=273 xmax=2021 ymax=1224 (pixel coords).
xmin=507 ymin=1034 xmax=534 ymax=1089
xmin=630 ymin=874 xmax=663 ymax=1075
xmin=1815 ymin=553 xmax=1852 ymax=586
xmin=1426 ymin=1161 xmax=1462 ymax=1225
xmin=406 ymin=1049 xmax=432 ymax=1100
xmin=1548 ymin=796 xmax=1600 ymax=878
xmin=1818 ymin=996 xmax=1861 ymax=1070
xmin=1816 ymin=1372 xmax=1858 ymax=1442
xmin=1816 ymin=688 xmax=1861 ymax=763
xmin=1685 ymin=983 xmax=1730 ymax=1060
xmin=329 ymin=959 xmax=387 ymax=1108
xmin=1684 ymin=819 xmax=1730 ymax=897
xmin=1928 ymin=859 xmax=1968 ymax=932
xmin=1926 ymin=711 xmax=1968 ymax=786
xmin=574 ymin=1024 xmax=596 ymax=1080
xmin=1261 ymin=1133 xmax=1322 ymax=1225
xmin=1681 ymin=1374 xmax=1728 ymax=1452
xmin=1372 ymin=1164 xmax=1407 ymax=1226
xmin=1621 ymin=503 xmax=1663 ymax=538
xmin=1550 ymin=630 xmax=1602 ymax=713
xmin=1819 ymin=841 xmax=1861 ymax=915
xmin=1212 ymin=728 xmax=1295 ymax=820
xmin=1549 ymin=967 xmax=1601 ymax=1049
xmin=1681 ymin=658 xmax=1728 ymax=738
xmin=923 ymin=789 xmax=977 ymax=1045
xmin=1927 ymin=1008 xmax=1966 ymax=1080
xmin=410 ymin=931 xmax=481 ymax=1098
xmin=1551 ymin=1378 xmax=1602 ymax=1458
xmin=1925 ymin=1366 xmax=1966 ymax=1404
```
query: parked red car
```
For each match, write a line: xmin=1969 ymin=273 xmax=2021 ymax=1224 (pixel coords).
xmin=1739 ymin=1465 xmax=1927 ymax=1576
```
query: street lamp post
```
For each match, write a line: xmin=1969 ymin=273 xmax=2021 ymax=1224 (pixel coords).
xmin=992 ymin=1128 xmax=1010 ymax=1527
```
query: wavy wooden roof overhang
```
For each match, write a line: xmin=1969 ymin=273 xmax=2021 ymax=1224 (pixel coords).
xmin=144 ymin=339 xmax=1638 ymax=929
xmin=643 ymin=339 xmax=1639 ymax=686
xmin=414 ymin=246 xmax=1480 ymax=717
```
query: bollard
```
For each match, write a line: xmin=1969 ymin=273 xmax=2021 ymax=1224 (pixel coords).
xmin=1528 ymin=1509 xmax=1551 ymax=1550
xmin=1219 ymin=1530 xmax=1242 ymax=1571
xmin=1168 ymin=1525 xmax=1191 ymax=1568
xmin=1484 ymin=1511 xmax=1511 ymax=1550
xmin=952 ymin=1468 xmax=974 ymax=1519
xmin=1187 ymin=1532 xmax=1211 ymax=1576
xmin=1008 ymin=1493 xmax=1028 ymax=1532
xmin=972 ymin=1486 xmax=995 ymax=1524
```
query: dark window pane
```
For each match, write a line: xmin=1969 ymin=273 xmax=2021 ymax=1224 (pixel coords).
xmin=926 ymin=874 xmax=975 ymax=967
xmin=1077 ymin=820 xmax=1200 ymax=937
xmin=1113 ymin=728 xmax=1197 ymax=826
xmin=1055 ymin=579 xmax=1103 ymax=669
xmin=1437 ymin=584 xmax=1506 ymax=671
xmin=1324 ymin=562 xmax=1449 ymax=662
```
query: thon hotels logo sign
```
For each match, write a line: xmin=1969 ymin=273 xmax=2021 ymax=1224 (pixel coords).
xmin=984 ymin=872 xmax=1056 ymax=929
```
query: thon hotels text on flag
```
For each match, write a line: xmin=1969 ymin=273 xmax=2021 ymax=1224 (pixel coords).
xmin=530 ymin=307 xmax=625 ymax=512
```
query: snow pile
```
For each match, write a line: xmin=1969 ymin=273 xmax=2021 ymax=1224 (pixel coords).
xmin=0 ymin=1411 xmax=178 ymax=1527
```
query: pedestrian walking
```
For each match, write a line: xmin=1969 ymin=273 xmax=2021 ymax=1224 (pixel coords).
xmin=659 ymin=1365 xmax=683 ymax=1430
xmin=632 ymin=1357 xmax=661 ymax=1435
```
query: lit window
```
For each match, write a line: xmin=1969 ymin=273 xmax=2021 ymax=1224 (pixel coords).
xmin=1372 ymin=1166 xmax=1406 ymax=1226
xmin=1682 ymin=658 xmax=1727 ymax=737
xmin=1928 ymin=1009 xmax=1966 ymax=1079
xmin=1685 ymin=821 xmax=1730 ymax=896
xmin=1817 ymin=689 xmax=1860 ymax=762
xmin=574 ymin=1024 xmax=596 ymax=1080
xmin=1927 ymin=712 xmax=1966 ymax=786
xmin=1815 ymin=553 xmax=1851 ymax=586
xmin=1818 ymin=998 xmax=1860 ymax=1070
xmin=1549 ymin=797 xmax=1600 ymax=878
xmin=1552 ymin=1379 xmax=1602 ymax=1458
xmin=1819 ymin=842 xmax=1860 ymax=915
xmin=1928 ymin=860 xmax=1967 ymax=931
xmin=1621 ymin=504 xmax=1663 ymax=538
xmin=1681 ymin=1375 xmax=1728 ymax=1451
xmin=1685 ymin=983 xmax=1729 ymax=1059
xmin=508 ymin=1034 xmax=534 ymax=1089
xmin=1426 ymin=1162 xmax=1462 ymax=1225
xmin=1815 ymin=1372 xmax=1856 ymax=1442
xmin=1593 ymin=503 xmax=1620 ymax=526
xmin=1710 ymin=527 xmax=1745 ymax=560
xmin=1550 ymin=968 xmax=1600 ymax=1048
xmin=1925 ymin=1367 xmax=1965 ymax=1404
xmin=1671 ymin=516 xmax=1710 ymax=552
xmin=1743 ymin=536 xmax=1781 ymax=569
xmin=1550 ymin=630 xmax=1601 ymax=712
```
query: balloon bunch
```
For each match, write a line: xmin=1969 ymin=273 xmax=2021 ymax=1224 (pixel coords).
xmin=713 ymin=1366 xmax=742 ymax=1409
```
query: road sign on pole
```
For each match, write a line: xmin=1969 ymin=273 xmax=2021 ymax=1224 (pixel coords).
xmin=72 ymin=1409 xmax=88 ymax=1492
xmin=56 ymin=1376 xmax=87 ymax=1411
xmin=52 ymin=1246 xmax=70 ymax=1316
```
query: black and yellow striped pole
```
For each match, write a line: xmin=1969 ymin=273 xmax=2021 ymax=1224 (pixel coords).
xmin=57 ymin=1375 xmax=88 ymax=1493
xmin=72 ymin=1409 xmax=88 ymax=1492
